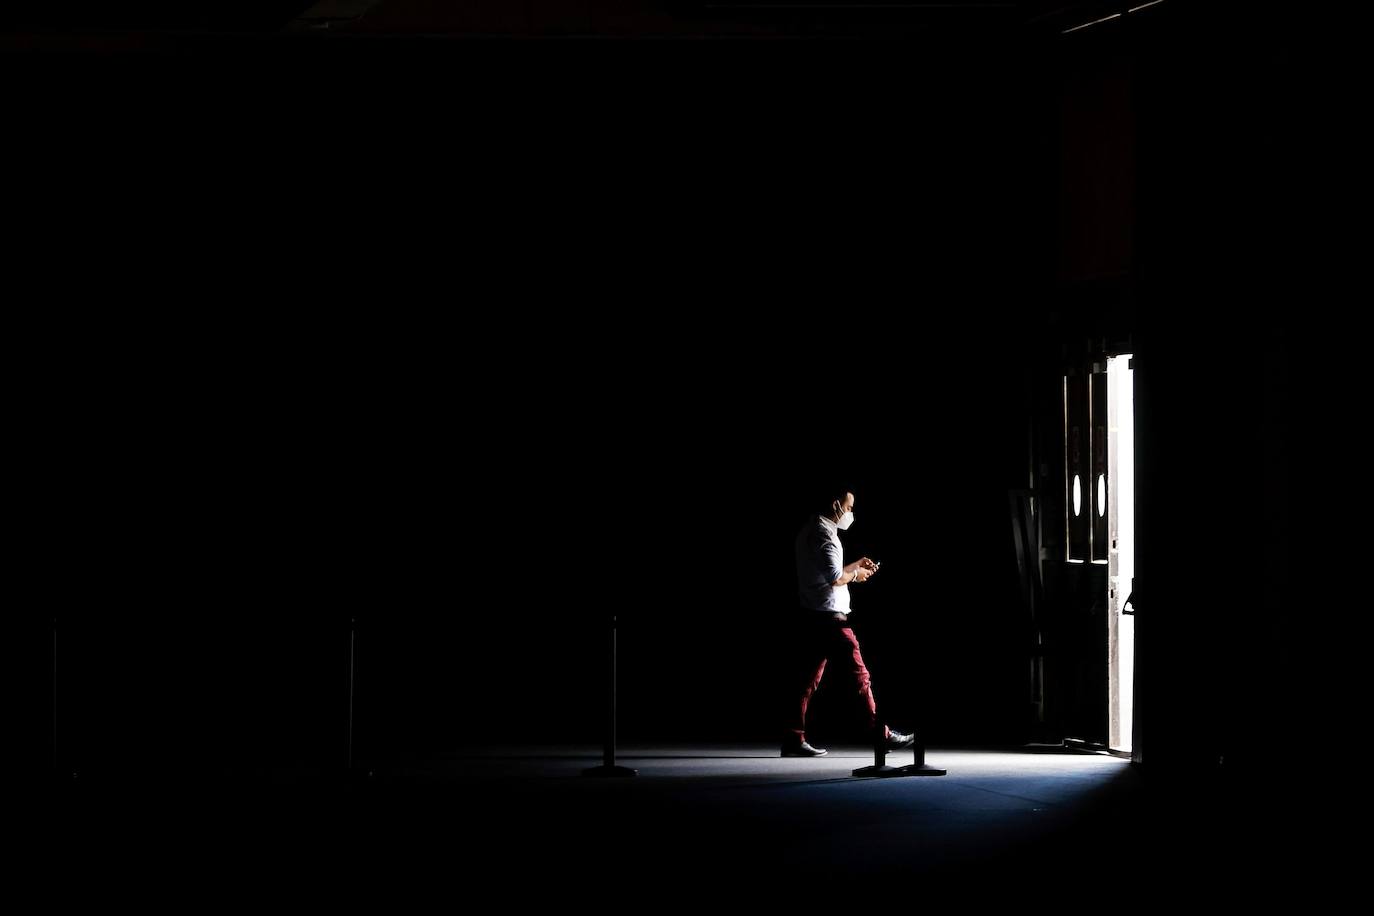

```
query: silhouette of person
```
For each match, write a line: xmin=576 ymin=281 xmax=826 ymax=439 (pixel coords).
xmin=784 ymin=487 xmax=913 ymax=757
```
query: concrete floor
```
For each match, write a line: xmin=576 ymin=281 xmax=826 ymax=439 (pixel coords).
xmin=32 ymin=745 xmax=1334 ymax=907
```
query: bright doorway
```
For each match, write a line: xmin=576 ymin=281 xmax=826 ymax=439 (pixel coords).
xmin=1106 ymin=354 xmax=1135 ymax=753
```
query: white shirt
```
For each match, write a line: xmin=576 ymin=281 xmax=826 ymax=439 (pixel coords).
xmin=795 ymin=515 xmax=850 ymax=614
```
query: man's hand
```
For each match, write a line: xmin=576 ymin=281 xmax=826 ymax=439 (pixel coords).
xmin=853 ymin=557 xmax=879 ymax=583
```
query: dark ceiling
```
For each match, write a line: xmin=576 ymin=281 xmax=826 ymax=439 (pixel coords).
xmin=0 ymin=1 xmax=1174 ymax=37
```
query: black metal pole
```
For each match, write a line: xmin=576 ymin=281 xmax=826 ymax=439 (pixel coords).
xmin=583 ymin=615 xmax=635 ymax=777
xmin=854 ymin=678 xmax=946 ymax=778
xmin=347 ymin=617 xmax=356 ymax=770
xmin=894 ymin=736 xmax=947 ymax=776
xmin=894 ymin=690 xmax=947 ymax=777
xmin=53 ymin=616 xmax=58 ymax=771
xmin=852 ymin=691 xmax=899 ymax=777
xmin=606 ymin=623 xmax=616 ymax=767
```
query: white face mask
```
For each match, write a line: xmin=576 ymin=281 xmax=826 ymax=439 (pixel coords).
xmin=836 ymin=510 xmax=854 ymax=530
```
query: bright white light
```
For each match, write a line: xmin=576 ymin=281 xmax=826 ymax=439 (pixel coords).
xmin=1063 ymin=11 xmax=1122 ymax=33
xmin=1128 ymin=0 xmax=1165 ymax=12
xmin=1108 ymin=354 xmax=1135 ymax=754
xmin=1073 ymin=475 xmax=1082 ymax=517
xmin=1097 ymin=474 xmax=1106 ymax=517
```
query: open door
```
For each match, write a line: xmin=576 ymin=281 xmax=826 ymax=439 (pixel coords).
xmin=1057 ymin=355 xmax=1135 ymax=752
xmin=1106 ymin=354 xmax=1135 ymax=753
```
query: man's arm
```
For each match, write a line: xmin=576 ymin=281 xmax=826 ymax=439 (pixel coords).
xmin=828 ymin=547 xmax=876 ymax=586
xmin=839 ymin=561 xmax=876 ymax=585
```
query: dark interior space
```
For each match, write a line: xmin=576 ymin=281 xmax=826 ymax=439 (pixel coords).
xmin=12 ymin=0 xmax=1350 ymax=907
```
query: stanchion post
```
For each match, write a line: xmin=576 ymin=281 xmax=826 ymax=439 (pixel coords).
xmin=583 ymin=615 xmax=636 ymax=778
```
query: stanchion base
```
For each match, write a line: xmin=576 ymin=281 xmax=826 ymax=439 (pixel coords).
xmin=894 ymin=764 xmax=947 ymax=776
xmin=582 ymin=765 xmax=637 ymax=778
xmin=851 ymin=764 xmax=903 ymax=778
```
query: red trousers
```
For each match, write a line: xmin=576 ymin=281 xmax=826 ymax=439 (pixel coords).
xmin=786 ymin=616 xmax=885 ymax=742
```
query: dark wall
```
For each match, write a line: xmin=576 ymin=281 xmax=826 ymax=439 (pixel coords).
xmin=36 ymin=305 xmax=1048 ymax=774
xmin=21 ymin=4 xmax=1326 ymax=777
xmin=2 ymin=2 xmax=316 ymax=29
xmin=1029 ymin=6 xmax=1318 ymax=777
